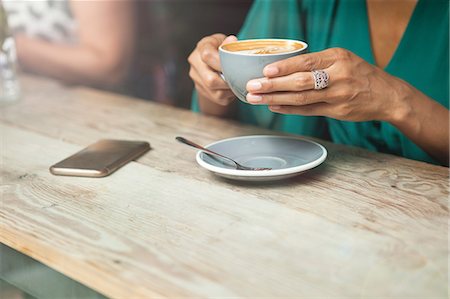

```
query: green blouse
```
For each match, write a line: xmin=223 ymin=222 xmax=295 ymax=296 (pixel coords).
xmin=192 ymin=0 xmax=449 ymax=165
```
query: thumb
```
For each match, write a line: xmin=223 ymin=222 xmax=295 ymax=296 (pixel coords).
xmin=221 ymin=35 xmax=238 ymax=45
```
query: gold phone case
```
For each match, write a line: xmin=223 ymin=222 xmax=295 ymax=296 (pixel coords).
xmin=49 ymin=140 xmax=150 ymax=177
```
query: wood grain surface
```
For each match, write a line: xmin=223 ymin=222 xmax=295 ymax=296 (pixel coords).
xmin=1 ymin=75 xmax=448 ymax=298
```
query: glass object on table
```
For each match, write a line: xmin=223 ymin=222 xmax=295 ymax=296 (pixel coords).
xmin=0 ymin=0 xmax=20 ymax=104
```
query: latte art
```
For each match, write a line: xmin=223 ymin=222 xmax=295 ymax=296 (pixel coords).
xmin=222 ymin=39 xmax=304 ymax=55
xmin=237 ymin=45 xmax=300 ymax=54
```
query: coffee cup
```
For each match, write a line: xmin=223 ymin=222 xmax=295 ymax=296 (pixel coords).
xmin=219 ymin=39 xmax=308 ymax=103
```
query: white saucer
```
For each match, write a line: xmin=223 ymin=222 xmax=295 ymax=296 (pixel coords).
xmin=196 ymin=135 xmax=327 ymax=181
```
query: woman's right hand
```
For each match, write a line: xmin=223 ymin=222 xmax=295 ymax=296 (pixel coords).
xmin=188 ymin=34 xmax=238 ymax=115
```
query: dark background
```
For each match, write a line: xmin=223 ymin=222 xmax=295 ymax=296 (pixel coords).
xmin=126 ymin=0 xmax=254 ymax=108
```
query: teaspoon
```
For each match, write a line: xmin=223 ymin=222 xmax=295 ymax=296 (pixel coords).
xmin=176 ymin=136 xmax=271 ymax=171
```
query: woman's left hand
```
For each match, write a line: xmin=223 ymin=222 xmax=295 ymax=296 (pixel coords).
xmin=246 ymin=48 xmax=412 ymax=123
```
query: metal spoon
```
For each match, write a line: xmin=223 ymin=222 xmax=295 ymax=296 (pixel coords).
xmin=176 ymin=136 xmax=272 ymax=171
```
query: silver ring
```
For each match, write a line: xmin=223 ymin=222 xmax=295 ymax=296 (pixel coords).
xmin=311 ymin=70 xmax=329 ymax=90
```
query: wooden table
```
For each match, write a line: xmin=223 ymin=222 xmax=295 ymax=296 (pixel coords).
xmin=1 ymin=75 xmax=448 ymax=298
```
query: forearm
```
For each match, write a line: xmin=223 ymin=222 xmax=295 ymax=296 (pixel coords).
xmin=390 ymin=82 xmax=449 ymax=166
xmin=15 ymin=35 xmax=127 ymax=86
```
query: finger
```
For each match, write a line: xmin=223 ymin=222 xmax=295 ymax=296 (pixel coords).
xmin=247 ymin=71 xmax=315 ymax=93
xmin=212 ymin=90 xmax=236 ymax=106
xmin=190 ymin=65 xmax=229 ymax=91
xmin=196 ymin=83 xmax=236 ymax=106
xmin=199 ymin=68 xmax=230 ymax=90
xmin=263 ymin=48 xmax=337 ymax=77
xmin=198 ymin=34 xmax=237 ymax=71
xmin=197 ymin=34 xmax=230 ymax=71
xmin=246 ymin=89 xmax=330 ymax=106
xmin=194 ymin=81 xmax=226 ymax=106
xmin=195 ymin=83 xmax=234 ymax=106
xmin=190 ymin=54 xmax=230 ymax=90
xmin=221 ymin=35 xmax=238 ymax=45
xmin=191 ymin=69 xmax=235 ymax=105
xmin=268 ymin=102 xmax=332 ymax=116
xmin=190 ymin=67 xmax=216 ymax=96
xmin=201 ymin=33 xmax=227 ymax=46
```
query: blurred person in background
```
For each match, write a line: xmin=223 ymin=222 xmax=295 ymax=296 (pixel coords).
xmin=188 ymin=0 xmax=449 ymax=166
xmin=3 ymin=0 xmax=135 ymax=89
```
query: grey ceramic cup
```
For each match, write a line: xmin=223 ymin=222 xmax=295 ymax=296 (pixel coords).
xmin=219 ymin=39 xmax=308 ymax=103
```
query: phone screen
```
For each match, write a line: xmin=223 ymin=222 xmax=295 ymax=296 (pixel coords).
xmin=50 ymin=140 xmax=150 ymax=177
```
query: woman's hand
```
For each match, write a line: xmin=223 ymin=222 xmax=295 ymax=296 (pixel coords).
xmin=188 ymin=34 xmax=237 ymax=116
xmin=246 ymin=47 xmax=449 ymax=165
xmin=246 ymin=47 xmax=411 ymax=123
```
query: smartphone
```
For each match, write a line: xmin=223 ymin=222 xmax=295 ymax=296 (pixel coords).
xmin=50 ymin=139 xmax=150 ymax=177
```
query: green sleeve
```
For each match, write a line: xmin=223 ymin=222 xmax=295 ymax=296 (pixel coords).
xmin=191 ymin=89 xmax=200 ymax=112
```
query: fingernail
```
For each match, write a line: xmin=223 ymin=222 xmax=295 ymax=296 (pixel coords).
xmin=228 ymin=35 xmax=238 ymax=41
xmin=247 ymin=93 xmax=262 ymax=103
xmin=264 ymin=66 xmax=279 ymax=76
xmin=247 ymin=80 xmax=262 ymax=91
xmin=270 ymin=105 xmax=281 ymax=110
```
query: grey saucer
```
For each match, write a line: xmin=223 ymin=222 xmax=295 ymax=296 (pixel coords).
xmin=196 ymin=135 xmax=327 ymax=181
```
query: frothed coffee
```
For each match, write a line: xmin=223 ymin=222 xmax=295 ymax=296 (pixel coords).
xmin=221 ymin=40 xmax=305 ymax=55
